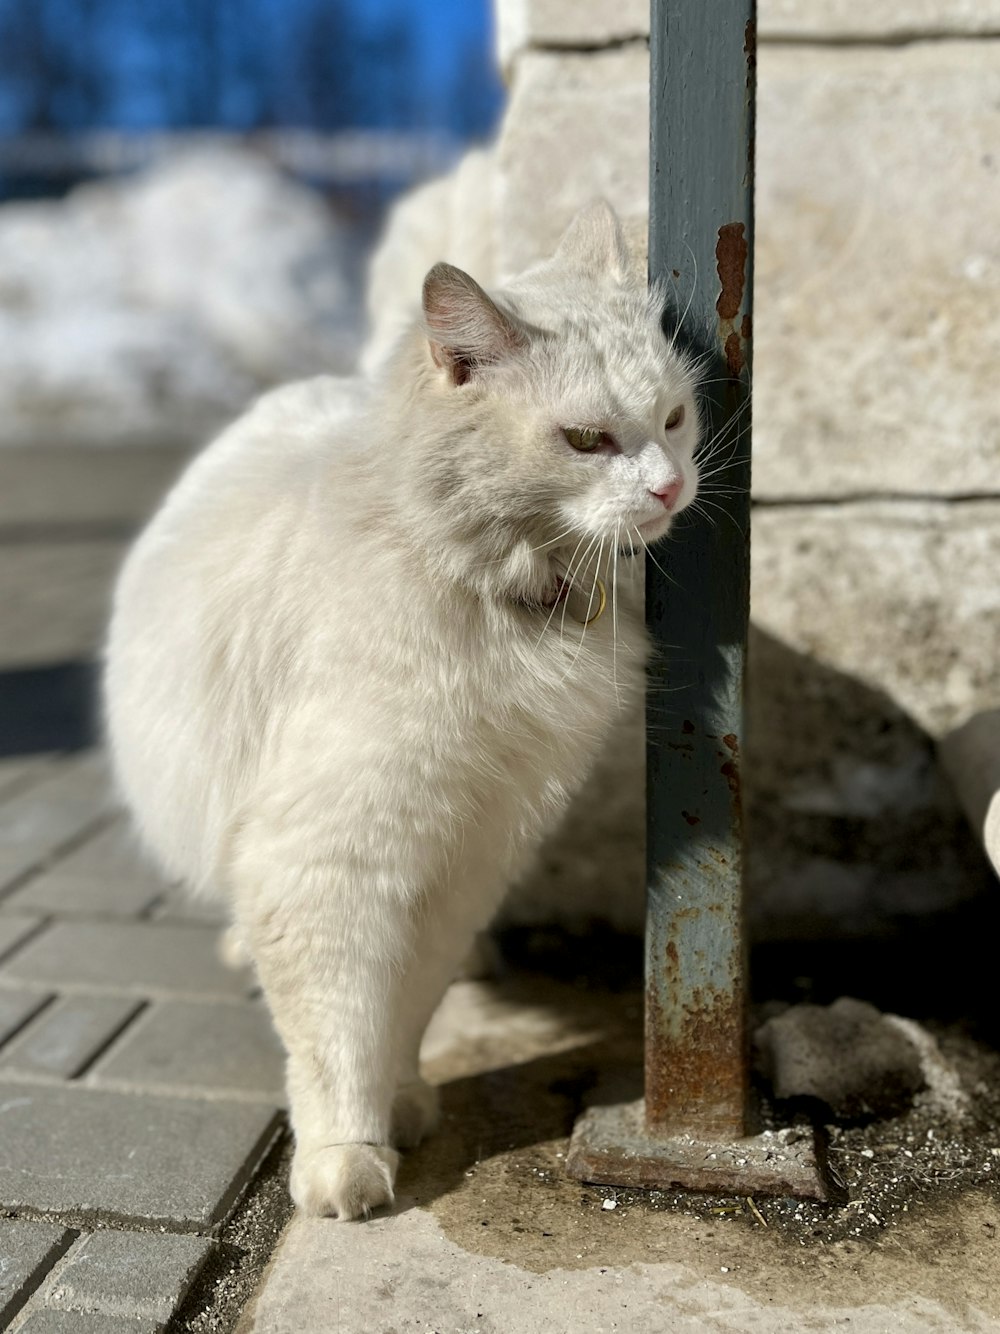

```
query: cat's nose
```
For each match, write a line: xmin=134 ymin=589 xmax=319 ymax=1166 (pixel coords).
xmin=650 ymin=478 xmax=684 ymax=511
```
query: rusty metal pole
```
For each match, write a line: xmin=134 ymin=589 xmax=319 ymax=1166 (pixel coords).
xmin=567 ymin=0 xmax=841 ymax=1201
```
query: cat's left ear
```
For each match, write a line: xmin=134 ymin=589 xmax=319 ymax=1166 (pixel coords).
xmin=422 ymin=263 xmax=529 ymax=386
xmin=554 ymin=200 xmax=631 ymax=280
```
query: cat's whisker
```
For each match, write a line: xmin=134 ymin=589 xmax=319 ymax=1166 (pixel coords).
xmin=558 ymin=529 xmax=601 ymax=650
xmin=533 ymin=528 xmax=589 ymax=651
xmin=632 ymin=526 xmax=679 ymax=590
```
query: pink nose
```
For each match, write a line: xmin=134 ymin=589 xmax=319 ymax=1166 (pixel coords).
xmin=650 ymin=478 xmax=684 ymax=511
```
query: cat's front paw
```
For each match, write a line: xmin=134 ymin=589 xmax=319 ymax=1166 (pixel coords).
xmin=290 ymin=1142 xmax=399 ymax=1220
xmin=391 ymin=1078 xmax=440 ymax=1150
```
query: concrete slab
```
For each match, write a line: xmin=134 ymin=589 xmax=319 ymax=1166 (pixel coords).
xmin=240 ymin=977 xmax=1000 ymax=1334
xmin=39 ymin=1228 xmax=213 ymax=1322
xmin=0 ymin=915 xmax=44 ymax=961
xmin=92 ymin=999 xmax=285 ymax=1098
xmin=13 ymin=1311 xmax=162 ymax=1334
xmin=0 ymin=995 xmax=142 ymax=1079
xmin=0 ymin=756 xmax=110 ymax=887
xmin=244 ymin=1200 xmax=1000 ymax=1334
xmin=5 ymin=821 xmax=167 ymax=917
xmin=0 ymin=920 xmax=250 ymax=998
xmin=0 ymin=1081 xmax=282 ymax=1229
xmin=0 ymin=1221 xmax=74 ymax=1329
xmin=0 ymin=987 xmax=52 ymax=1044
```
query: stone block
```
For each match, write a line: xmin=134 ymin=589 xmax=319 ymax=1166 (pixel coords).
xmin=496 ymin=0 xmax=647 ymax=70
xmin=496 ymin=0 xmax=1000 ymax=66
xmin=1 ymin=921 xmax=249 ymax=998
xmin=751 ymin=501 xmax=1000 ymax=738
xmin=0 ymin=756 xmax=110 ymax=887
xmin=745 ymin=502 xmax=1000 ymax=940
xmin=760 ymin=0 xmax=1000 ymax=38
xmin=152 ymin=890 xmax=229 ymax=926
xmin=0 ymin=1221 xmax=74 ymax=1328
xmin=939 ymin=710 xmax=1000 ymax=876
xmin=488 ymin=42 xmax=1000 ymax=500
xmin=495 ymin=45 xmax=649 ymax=280
xmin=40 ymin=1229 xmax=213 ymax=1323
xmin=0 ymin=996 xmax=142 ymax=1079
xmin=0 ymin=987 xmax=51 ymax=1045
xmin=6 ymin=821 xmax=166 ymax=918
xmin=0 ymin=1081 xmax=282 ymax=1228
xmin=753 ymin=42 xmax=1000 ymax=499
xmin=93 ymin=1000 xmax=285 ymax=1098
xmin=0 ymin=915 xmax=43 ymax=961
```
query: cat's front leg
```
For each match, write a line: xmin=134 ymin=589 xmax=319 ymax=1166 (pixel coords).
xmin=233 ymin=846 xmax=414 ymax=1220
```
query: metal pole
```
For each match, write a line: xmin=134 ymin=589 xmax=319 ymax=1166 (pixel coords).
xmin=567 ymin=0 xmax=841 ymax=1201
xmin=644 ymin=0 xmax=754 ymax=1141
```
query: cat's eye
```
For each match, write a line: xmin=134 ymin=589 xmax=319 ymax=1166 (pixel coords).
xmin=664 ymin=405 xmax=685 ymax=430
xmin=564 ymin=426 xmax=608 ymax=452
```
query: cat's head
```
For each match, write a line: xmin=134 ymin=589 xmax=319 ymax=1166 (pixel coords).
xmin=404 ymin=201 xmax=702 ymax=593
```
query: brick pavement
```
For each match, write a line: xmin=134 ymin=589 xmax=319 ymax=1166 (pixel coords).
xmin=0 ymin=751 xmax=287 ymax=1331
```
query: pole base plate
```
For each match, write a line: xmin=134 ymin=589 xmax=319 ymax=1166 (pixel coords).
xmin=566 ymin=1099 xmax=846 ymax=1203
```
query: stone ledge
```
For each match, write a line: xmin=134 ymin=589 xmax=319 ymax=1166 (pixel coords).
xmin=497 ymin=0 xmax=1000 ymax=69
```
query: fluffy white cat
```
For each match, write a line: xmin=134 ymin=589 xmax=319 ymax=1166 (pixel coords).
xmin=104 ymin=202 xmax=701 ymax=1220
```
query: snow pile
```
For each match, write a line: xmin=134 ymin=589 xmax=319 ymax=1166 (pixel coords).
xmin=0 ymin=145 xmax=361 ymax=447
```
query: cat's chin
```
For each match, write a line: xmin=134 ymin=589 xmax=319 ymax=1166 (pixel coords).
xmin=636 ymin=514 xmax=674 ymax=544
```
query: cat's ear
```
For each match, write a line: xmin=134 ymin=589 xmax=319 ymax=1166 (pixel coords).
xmin=554 ymin=200 xmax=631 ymax=279
xmin=422 ymin=263 xmax=528 ymax=386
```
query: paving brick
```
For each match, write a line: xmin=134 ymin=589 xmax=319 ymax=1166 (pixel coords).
xmin=0 ymin=1220 xmax=75 ymax=1328
xmin=14 ymin=1311 xmax=162 ymax=1334
xmin=6 ymin=822 xmax=166 ymax=918
xmin=93 ymin=1000 xmax=285 ymax=1097
xmin=1 ymin=921 xmax=249 ymax=998
xmin=0 ymin=756 xmax=110 ymax=888
xmin=0 ymin=988 xmax=52 ymax=1045
xmin=0 ymin=996 xmax=143 ymax=1079
xmin=0 ymin=756 xmax=55 ymax=805
xmin=152 ymin=889 xmax=229 ymax=926
xmin=40 ymin=1229 xmax=213 ymax=1323
xmin=0 ymin=1081 xmax=282 ymax=1228
xmin=0 ymin=914 xmax=43 ymax=961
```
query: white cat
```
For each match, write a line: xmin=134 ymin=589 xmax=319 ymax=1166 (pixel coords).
xmin=104 ymin=202 xmax=701 ymax=1220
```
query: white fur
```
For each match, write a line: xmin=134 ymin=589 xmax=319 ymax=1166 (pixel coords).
xmin=104 ymin=204 xmax=700 ymax=1220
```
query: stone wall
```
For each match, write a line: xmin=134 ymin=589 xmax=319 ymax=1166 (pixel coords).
xmin=479 ymin=2 xmax=1000 ymax=934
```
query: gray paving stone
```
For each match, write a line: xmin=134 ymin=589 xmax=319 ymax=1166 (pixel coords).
xmin=152 ymin=889 xmax=229 ymax=926
xmin=0 ymin=996 xmax=143 ymax=1079
xmin=14 ymin=1311 xmax=162 ymax=1334
xmin=6 ymin=822 xmax=166 ymax=918
xmin=1 ymin=921 xmax=249 ymax=998
xmin=40 ymin=1228 xmax=213 ymax=1322
xmin=0 ymin=915 xmax=44 ymax=961
xmin=0 ymin=989 xmax=54 ymax=1046
xmin=0 ymin=1080 xmax=282 ymax=1228
xmin=0 ymin=756 xmax=111 ymax=888
xmin=0 ymin=757 xmax=55 ymax=805
xmin=0 ymin=1220 xmax=75 ymax=1328
xmin=93 ymin=1000 xmax=285 ymax=1097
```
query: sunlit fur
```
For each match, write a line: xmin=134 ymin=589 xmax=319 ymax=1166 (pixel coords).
xmin=104 ymin=202 xmax=701 ymax=1220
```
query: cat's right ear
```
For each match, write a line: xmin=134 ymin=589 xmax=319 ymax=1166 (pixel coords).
xmin=422 ymin=263 xmax=528 ymax=386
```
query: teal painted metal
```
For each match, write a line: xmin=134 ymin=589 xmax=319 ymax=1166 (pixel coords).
xmin=645 ymin=1 xmax=756 ymax=1137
